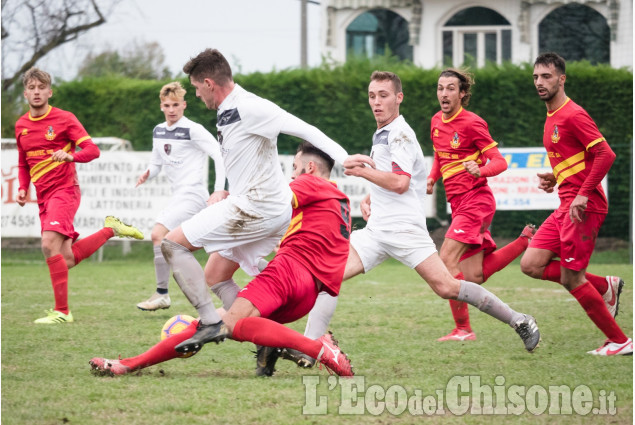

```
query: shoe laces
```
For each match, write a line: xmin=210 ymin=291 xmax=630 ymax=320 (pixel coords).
xmin=515 ymin=322 xmax=532 ymax=340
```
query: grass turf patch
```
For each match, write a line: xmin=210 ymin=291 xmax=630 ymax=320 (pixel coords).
xmin=1 ymin=250 xmax=632 ymax=424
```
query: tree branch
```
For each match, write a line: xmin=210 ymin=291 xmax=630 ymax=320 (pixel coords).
xmin=2 ymin=0 xmax=109 ymax=90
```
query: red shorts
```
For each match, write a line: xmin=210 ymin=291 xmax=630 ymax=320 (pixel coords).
xmin=237 ymin=253 xmax=319 ymax=324
xmin=529 ymin=207 xmax=605 ymax=271
xmin=38 ymin=185 xmax=81 ymax=241
xmin=447 ymin=185 xmax=497 ymax=261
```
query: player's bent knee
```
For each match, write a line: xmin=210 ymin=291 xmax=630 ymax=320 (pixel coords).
xmin=430 ymin=279 xmax=460 ymax=299
xmin=160 ymin=238 xmax=187 ymax=260
xmin=519 ymin=260 xmax=539 ymax=278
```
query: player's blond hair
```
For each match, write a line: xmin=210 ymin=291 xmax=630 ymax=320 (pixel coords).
xmin=439 ymin=68 xmax=474 ymax=107
xmin=22 ymin=67 xmax=52 ymax=88
xmin=160 ymin=81 xmax=186 ymax=101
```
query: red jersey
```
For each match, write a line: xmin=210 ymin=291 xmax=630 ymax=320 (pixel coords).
xmin=430 ymin=107 xmax=498 ymax=200
xmin=277 ymin=173 xmax=351 ymax=297
xmin=15 ymin=106 xmax=96 ymax=199
xmin=543 ymin=98 xmax=608 ymax=213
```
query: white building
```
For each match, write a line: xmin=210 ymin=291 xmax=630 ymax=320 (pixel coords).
xmin=320 ymin=0 xmax=632 ymax=69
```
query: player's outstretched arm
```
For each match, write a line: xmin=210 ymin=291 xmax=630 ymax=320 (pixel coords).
xmin=345 ymin=165 xmax=410 ymax=194
xmin=279 ymin=114 xmax=349 ymax=164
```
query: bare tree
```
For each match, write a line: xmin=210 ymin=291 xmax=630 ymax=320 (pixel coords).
xmin=1 ymin=0 xmax=120 ymax=90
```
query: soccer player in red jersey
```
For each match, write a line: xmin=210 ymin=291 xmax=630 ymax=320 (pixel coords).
xmin=427 ymin=68 xmax=536 ymax=342
xmin=520 ymin=52 xmax=631 ymax=356
xmin=89 ymin=142 xmax=354 ymax=377
xmin=15 ymin=67 xmax=144 ymax=324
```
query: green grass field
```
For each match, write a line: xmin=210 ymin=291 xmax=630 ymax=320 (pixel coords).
xmin=1 ymin=243 xmax=632 ymax=424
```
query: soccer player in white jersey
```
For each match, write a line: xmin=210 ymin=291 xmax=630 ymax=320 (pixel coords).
xmin=135 ymin=82 xmax=227 ymax=311
xmin=159 ymin=48 xmax=373 ymax=353
xmin=278 ymin=71 xmax=541 ymax=369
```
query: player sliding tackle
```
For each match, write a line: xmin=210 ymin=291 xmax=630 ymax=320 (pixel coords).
xmin=91 ymin=142 xmax=355 ymax=376
xmin=90 ymin=48 xmax=373 ymax=377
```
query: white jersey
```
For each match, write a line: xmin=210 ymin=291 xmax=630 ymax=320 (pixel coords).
xmin=148 ymin=116 xmax=225 ymax=197
xmin=215 ymin=84 xmax=292 ymax=216
xmin=367 ymin=115 xmax=428 ymax=231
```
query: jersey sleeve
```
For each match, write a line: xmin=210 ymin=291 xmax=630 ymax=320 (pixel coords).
xmin=579 ymin=141 xmax=615 ymax=197
xmin=16 ymin=135 xmax=31 ymax=191
xmin=279 ymin=113 xmax=349 ymax=164
xmin=241 ymin=97 xmax=287 ymax=140
xmin=469 ymin=116 xmax=498 ymax=153
xmin=147 ymin=129 xmax=164 ymax=180
xmin=478 ymin=146 xmax=508 ymax=178
xmin=571 ymin=109 xmax=606 ymax=150
xmin=73 ymin=139 xmax=100 ymax=163
xmin=65 ymin=111 xmax=91 ymax=145
xmin=388 ymin=129 xmax=417 ymax=176
xmin=428 ymin=151 xmax=442 ymax=182
xmin=191 ymin=123 xmax=226 ymax=191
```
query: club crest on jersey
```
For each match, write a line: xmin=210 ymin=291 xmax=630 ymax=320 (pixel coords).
xmin=21 ymin=128 xmax=28 ymax=136
xmin=164 ymin=144 xmax=172 ymax=155
xmin=450 ymin=132 xmax=460 ymax=149
xmin=433 ymin=128 xmax=439 ymax=138
xmin=45 ymin=126 xmax=56 ymax=141
xmin=551 ymin=125 xmax=560 ymax=144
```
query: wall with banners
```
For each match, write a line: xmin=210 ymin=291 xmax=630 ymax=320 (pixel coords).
xmin=1 ymin=147 xmax=607 ymax=239
xmin=1 ymin=150 xmax=172 ymax=240
xmin=489 ymin=147 xmax=607 ymax=210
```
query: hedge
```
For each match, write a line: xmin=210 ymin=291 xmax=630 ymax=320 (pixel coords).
xmin=45 ymin=58 xmax=633 ymax=241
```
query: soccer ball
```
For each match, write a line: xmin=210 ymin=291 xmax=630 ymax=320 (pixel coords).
xmin=161 ymin=314 xmax=196 ymax=340
xmin=161 ymin=314 xmax=197 ymax=358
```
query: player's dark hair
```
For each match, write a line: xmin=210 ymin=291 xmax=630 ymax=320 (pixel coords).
xmin=370 ymin=70 xmax=402 ymax=94
xmin=439 ymin=68 xmax=474 ymax=107
xmin=297 ymin=141 xmax=334 ymax=174
xmin=183 ymin=49 xmax=233 ymax=86
xmin=22 ymin=67 xmax=51 ymax=88
xmin=534 ymin=52 xmax=566 ymax=75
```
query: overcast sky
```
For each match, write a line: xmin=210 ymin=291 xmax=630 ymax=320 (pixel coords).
xmin=13 ymin=0 xmax=322 ymax=81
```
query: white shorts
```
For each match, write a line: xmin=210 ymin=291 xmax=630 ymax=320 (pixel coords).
xmin=156 ymin=191 xmax=208 ymax=231
xmin=182 ymin=195 xmax=291 ymax=276
xmin=351 ymin=225 xmax=437 ymax=272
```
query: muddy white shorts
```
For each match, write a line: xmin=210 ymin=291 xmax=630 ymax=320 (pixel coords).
xmin=182 ymin=195 xmax=292 ymax=276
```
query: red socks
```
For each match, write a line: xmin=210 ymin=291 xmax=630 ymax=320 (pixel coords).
xmin=541 ymin=261 xmax=608 ymax=294
xmin=448 ymin=272 xmax=471 ymax=331
xmin=121 ymin=317 xmax=325 ymax=371
xmin=570 ymin=282 xmax=627 ymax=343
xmin=42 ymin=228 xmax=114 ymax=315
xmin=482 ymin=236 xmax=528 ymax=281
xmin=233 ymin=317 xmax=323 ymax=359
xmin=448 ymin=235 xmax=529 ymax=331
xmin=121 ymin=320 xmax=199 ymax=370
xmin=71 ymin=228 xmax=115 ymax=265
xmin=46 ymin=254 xmax=69 ymax=315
